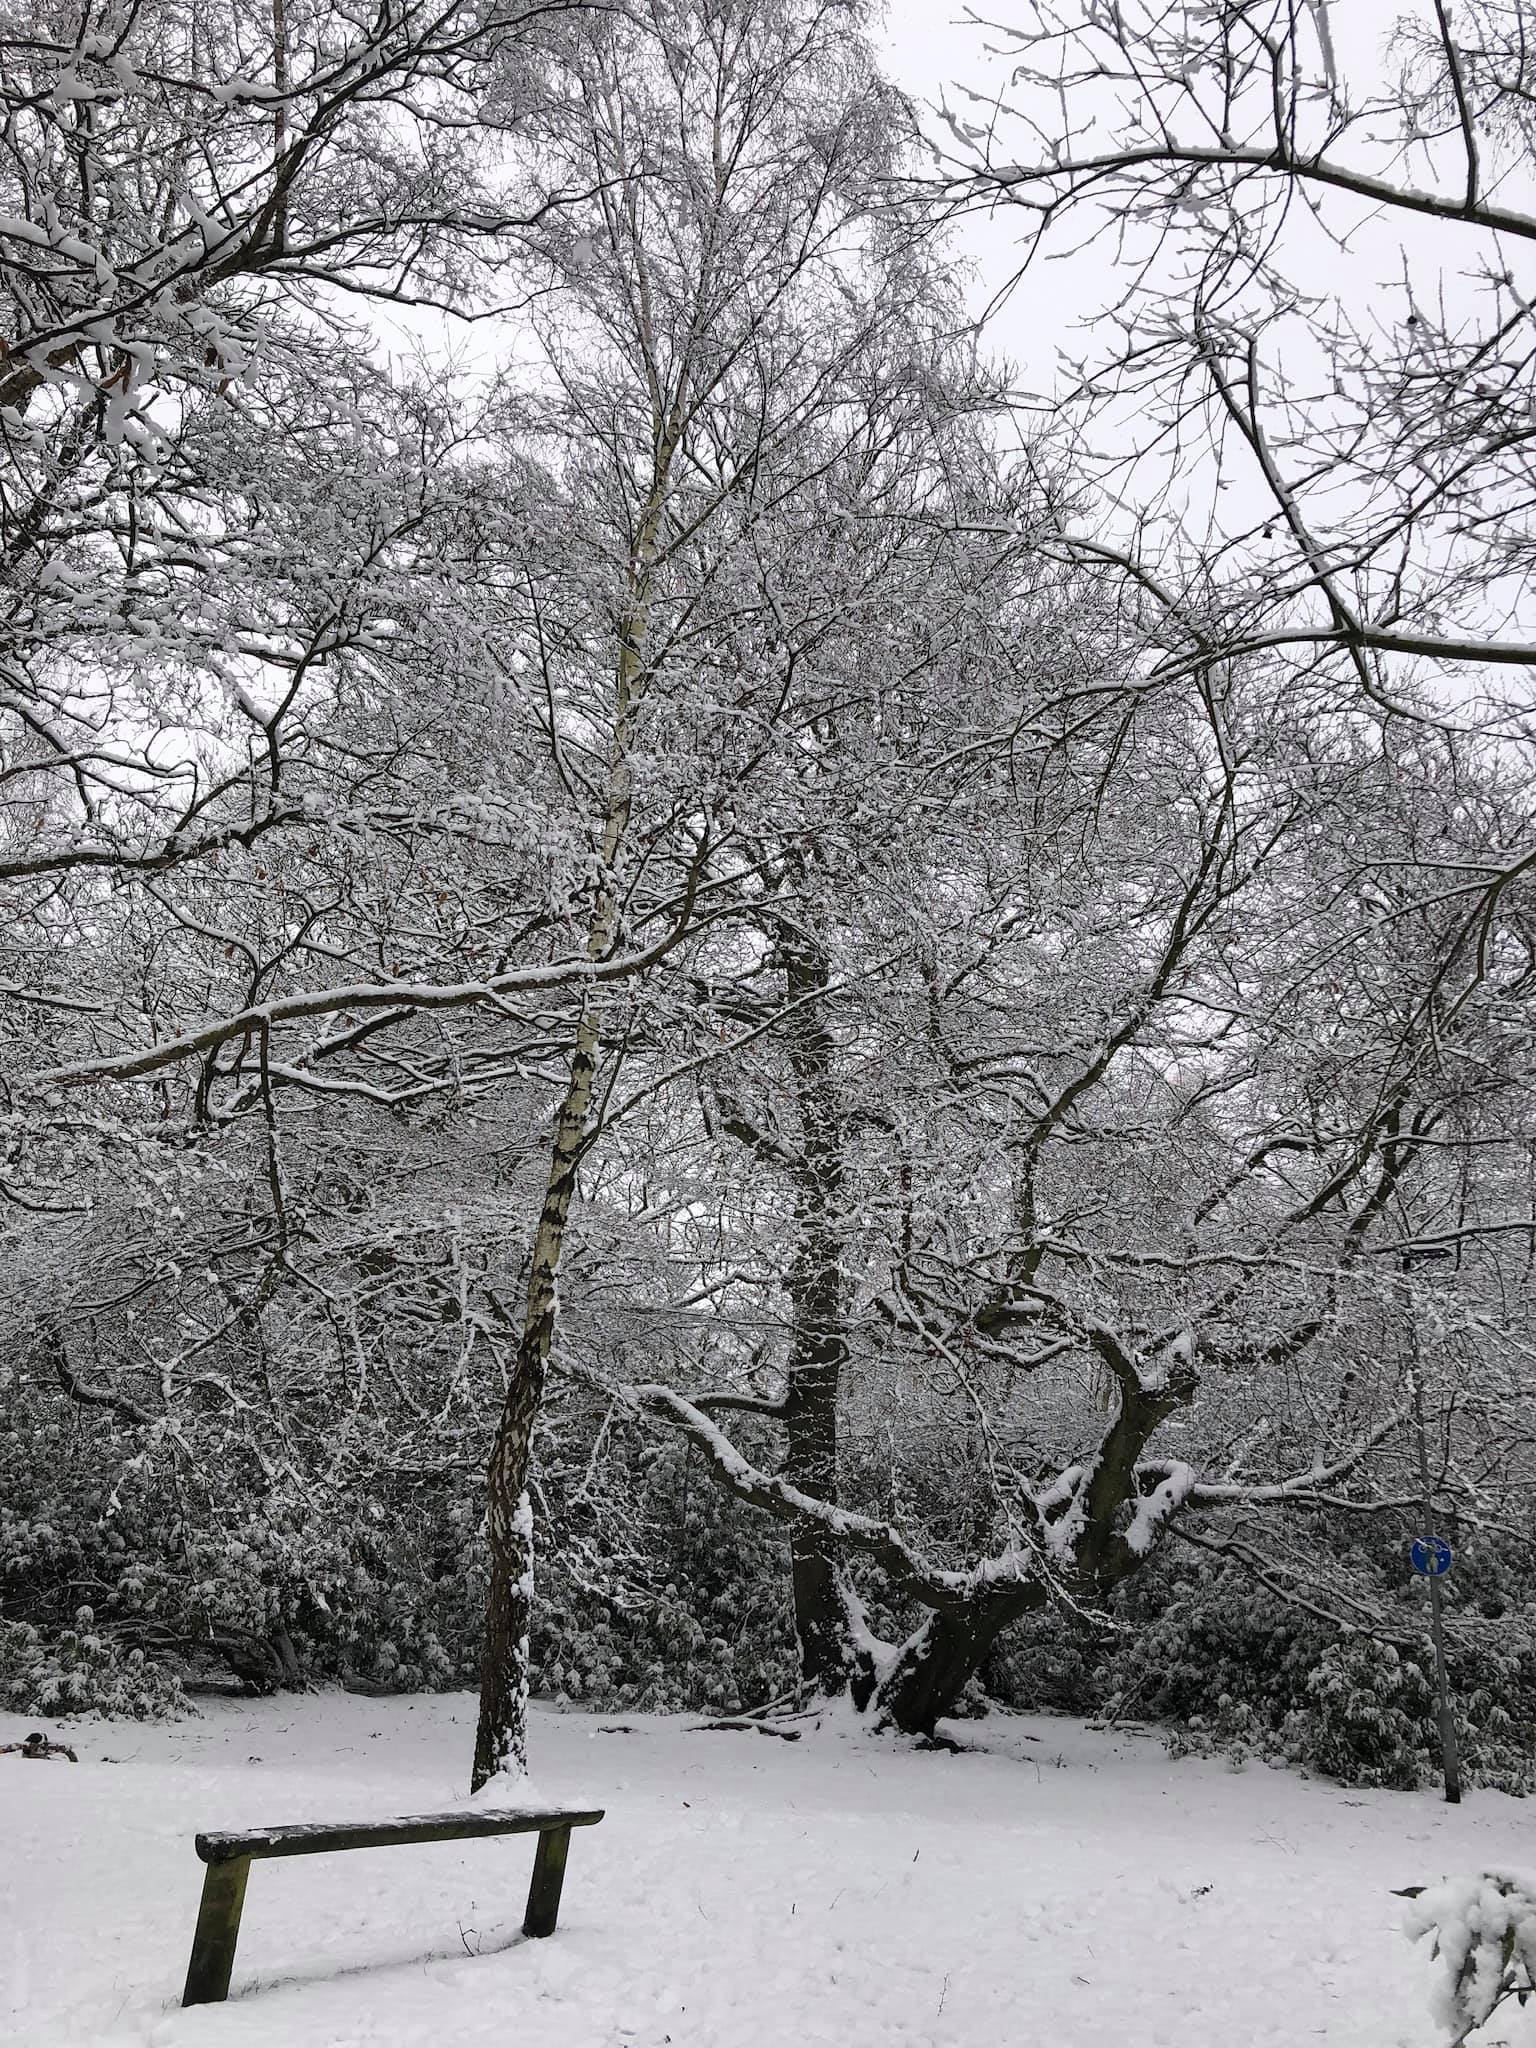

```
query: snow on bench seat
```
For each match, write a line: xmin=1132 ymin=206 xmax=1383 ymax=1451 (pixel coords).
xmin=183 ymin=1803 xmax=605 ymax=2006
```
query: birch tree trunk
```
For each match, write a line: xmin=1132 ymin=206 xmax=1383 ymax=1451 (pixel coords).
xmin=471 ymin=468 xmax=671 ymax=1790
xmin=467 ymin=0 xmax=930 ymax=1782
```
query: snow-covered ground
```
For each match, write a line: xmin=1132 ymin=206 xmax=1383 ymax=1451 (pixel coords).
xmin=3 ymin=1693 xmax=1530 ymax=2047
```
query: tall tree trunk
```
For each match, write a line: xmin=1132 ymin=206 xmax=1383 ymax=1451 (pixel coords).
xmin=470 ymin=456 xmax=673 ymax=1790
xmin=472 ymin=1010 xmax=603 ymax=1788
xmin=779 ymin=936 xmax=861 ymax=1695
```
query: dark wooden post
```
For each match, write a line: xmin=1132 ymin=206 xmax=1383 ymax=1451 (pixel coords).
xmin=183 ymin=1853 xmax=252 ymax=2005
xmin=522 ymin=1825 xmax=571 ymax=1937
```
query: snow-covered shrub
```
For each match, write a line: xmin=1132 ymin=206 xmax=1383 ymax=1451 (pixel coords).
xmin=985 ymin=1603 xmax=1105 ymax=1716
xmin=529 ymin=1428 xmax=796 ymax=1714
xmin=0 ymin=1346 xmax=795 ymax=1715
xmin=1436 ymin=1618 xmax=1536 ymax=1799
xmin=1285 ymin=1638 xmax=1432 ymax=1790
xmin=1165 ymin=1695 xmax=1273 ymax=1770
xmin=1404 ymin=1872 xmax=1536 ymax=2044
xmin=985 ymin=1556 xmax=1324 ymax=1757
xmin=986 ymin=1542 xmax=1536 ymax=1793
xmin=1106 ymin=1562 xmax=1322 ymax=1735
xmin=0 ymin=1612 xmax=185 ymax=1718
xmin=0 ymin=1372 xmax=488 ymax=1706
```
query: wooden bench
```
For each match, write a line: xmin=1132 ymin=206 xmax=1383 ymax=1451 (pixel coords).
xmin=182 ymin=1804 xmax=605 ymax=2006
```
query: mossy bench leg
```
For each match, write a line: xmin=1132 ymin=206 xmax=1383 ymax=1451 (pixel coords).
xmin=522 ymin=1825 xmax=571 ymax=1938
xmin=183 ymin=1855 xmax=251 ymax=2005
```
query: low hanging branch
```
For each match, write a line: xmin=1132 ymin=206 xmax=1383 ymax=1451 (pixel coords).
xmin=22 ymin=847 xmax=714 ymax=1093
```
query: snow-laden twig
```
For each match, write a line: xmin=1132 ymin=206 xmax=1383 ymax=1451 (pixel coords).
xmin=1403 ymin=1871 xmax=1536 ymax=2044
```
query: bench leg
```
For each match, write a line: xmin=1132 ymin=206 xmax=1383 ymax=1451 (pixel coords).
xmin=523 ymin=1825 xmax=571 ymax=1938
xmin=183 ymin=1855 xmax=251 ymax=2006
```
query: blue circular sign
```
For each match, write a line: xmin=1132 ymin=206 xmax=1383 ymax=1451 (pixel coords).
xmin=1410 ymin=1536 xmax=1453 ymax=1578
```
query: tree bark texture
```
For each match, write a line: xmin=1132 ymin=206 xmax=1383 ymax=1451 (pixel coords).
xmin=873 ymin=1587 xmax=1046 ymax=1736
xmin=472 ymin=1009 xmax=601 ymax=1788
xmin=471 ymin=449 xmax=672 ymax=1789
xmin=778 ymin=936 xmax=859 ymax=1695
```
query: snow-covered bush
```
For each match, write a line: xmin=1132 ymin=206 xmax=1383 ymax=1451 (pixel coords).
xmin=1105 ymin=1562 xmax=1322 ymax=1731
xmin=0 ymin=1348 xmax=795 ymax=1717
xmin=1404 ymin=1872 xmax=1536 ymax=2044
xmin=985 ymin=1605 xmax=1103 ymax=1716
xmin=986 ymin=1545 xmax=1536 ymax=1793
xmin=530 ymin=1429 xmax=796 ymax=1714
xmin=987 ymin=1557 xmax=1325 ymax=1762
xmin=1286 ymin=1638 xmax=1433 ymax=1790
xmin=0 ymin=1612 xmax=185 ymax=1719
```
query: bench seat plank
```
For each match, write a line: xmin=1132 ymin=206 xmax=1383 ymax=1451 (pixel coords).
xmin=196 ymin=1806 xmax=604 ymax=1863
xmin=182 ymin=1805 xmax=605 ymax=2006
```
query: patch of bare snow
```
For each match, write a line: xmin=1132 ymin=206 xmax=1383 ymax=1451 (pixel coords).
xmin=3 ymin=1693 xmax=1532 ymax=2047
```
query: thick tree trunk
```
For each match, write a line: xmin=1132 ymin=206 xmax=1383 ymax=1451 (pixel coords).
xmin=784 ymin=1341 xmax=848 ymax=1692
xmin=778 ymin=937 xmax=857 ymax=1696
xmin=473 ymin=1493 xmax=533 ymax=1783
xmin=873 ymin=1586 xmax=1044 ymax=1737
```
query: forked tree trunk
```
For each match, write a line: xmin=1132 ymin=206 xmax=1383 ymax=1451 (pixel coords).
xmin=866 ymin=1350 xmax=1198 ymax=1738
xmin=872 ymin=1586 xmax=1045 ymax=1736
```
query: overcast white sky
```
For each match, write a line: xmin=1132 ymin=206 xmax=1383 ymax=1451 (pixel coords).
xmin=879 ymin=7 xmax=1078 ymax=384
xmin=875 ymin=1 xmax=1420 ymax=387
xmin=876 ymin=0 xmax=1536 ymax=385
xmin=870 ymin=1 xmax=1536 ymax=698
